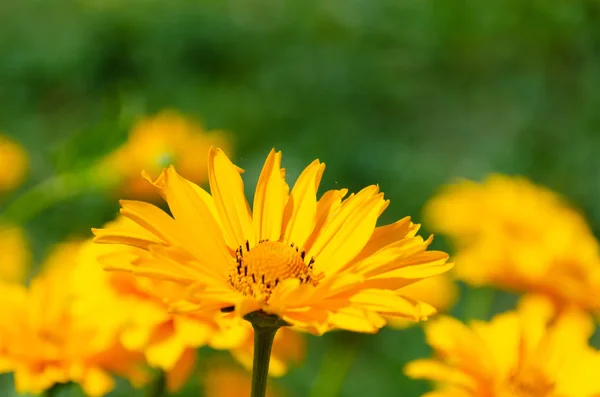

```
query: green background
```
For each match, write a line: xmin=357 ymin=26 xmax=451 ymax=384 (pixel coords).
xmin=1 ymin=0 xmax=600 ymax=396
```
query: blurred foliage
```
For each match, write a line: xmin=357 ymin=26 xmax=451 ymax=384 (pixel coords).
xmin=1 ymin=0 xmax=600 ymax=396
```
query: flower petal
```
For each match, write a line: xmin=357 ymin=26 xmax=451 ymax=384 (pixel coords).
xmin=281 ymin=159 xmax=325 ymax=248
xmin=208 ymin=147 xmax=255 ymax=248
xmin=309 ymin=188 xmax=388 ymax=276
xmin=253 ymin=149 xmax=288 ymax=242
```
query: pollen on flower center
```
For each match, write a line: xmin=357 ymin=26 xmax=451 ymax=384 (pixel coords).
xmin=228 ymin=240 xmax=317 ymax=301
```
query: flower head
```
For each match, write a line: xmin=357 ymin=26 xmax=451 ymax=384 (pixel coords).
xmin=405 ymin=295 xmax=600 ymax=397
xmin=78 ymin=217 xmax=303 ymax=390
xmin=100 ymin=110 xmax=231 ymax=199
xmin=425 ymin=174 xmax=600 ymax=311
xmin=0 ymin=224 xmax=31 ymax=283
xmin=0 ymin=242 xmax=146 ymax=396
xmin=93 ymin=148 xmax=452 ymax=334
xmin=0 ymin=134 xmax=28 ymax=192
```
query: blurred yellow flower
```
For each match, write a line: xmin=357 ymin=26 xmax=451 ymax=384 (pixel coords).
xmin=203 ymin=358 xmax=284 ymax=397
xmin=94 ymin=148 xmax=452 ymax=334
xmin=405 ymin=295 xmax=600 ymax=397
xmin=0 ymin=224 xmax=31 ymax=283
xmin=386 ymin=274 xmax=458 ymax=329
xmin=0 ymin=135 xmax=28 ymax=192
xmin=100 ymin=110 xmax=231 ymax=199
xmin=425 ymin=174 xmax=600 ymax=311
xmin=0 ymin=242 xmax=146 ymax=396
xmin=79 ymin=217 xmax=304 ymax=391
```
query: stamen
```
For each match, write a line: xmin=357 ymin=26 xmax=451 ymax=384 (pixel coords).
xmin=228 ymin=240 xmax=319 ymax=302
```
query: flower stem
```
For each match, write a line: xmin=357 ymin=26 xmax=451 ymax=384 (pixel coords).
xmin=251 ymin=324 xmax=278 ymax=397
xmin=244 ymin=311 xmax=288 ymax=397
xmin=147 ymin=370 xmax=167 ymax=397
xmin=44 ymin=382 xmax=68 ymax=397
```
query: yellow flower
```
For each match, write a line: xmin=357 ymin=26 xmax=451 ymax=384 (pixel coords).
xmin=425 ymin=174 xmax=600 ymax=311
xmin=405 ymin=295 xmax=600 ymax=397
xmin=386 ymin=274 xmax=458 ymax=329
xmin=0 ymin=242 xmax=146 ymax=396
xmin=77 ymin=217 xmax=304 ymax=390
xmin=93 ymin=148 xmax=452 ymax=334
xmin=0 ymin=224 xmax=31 ymax=283
xmin=99 ymin=110 xmax=231 ymax=199
xmin=202 ymin=358 xmax=284 ymax=397
xmin=0 ymin=134 xmax=28 ymax=192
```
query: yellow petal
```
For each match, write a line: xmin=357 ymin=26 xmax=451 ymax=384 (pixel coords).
xmin=145 ymin=332 xmax=188 ymax=370
xmin=253 ymin=149 xmax=288 ymax=241
xmin=470 ymin=312 xmax=520 ymax=380
xmin=160 ymin=167 xmax=231 ymax=271
xmin=166 ymin=348 xmax=197 ymax=393
xmin=303 ymin=188 xmax=348 ymax=251
xmin=208 ymin=147 xmax=255 ymax=248
xmin=404 ymin=359 xmax=476 ymax=391
xmin=352 ymin=217 xmax=416 ymax=263
xmin=309 ymin=188 xmax=387 ymax=276
xmin=327 ymin=307 xmax=384 ymax=333
xmin=92 ymin=226 xmax=164 ymax=249
xmin=81 ymin=367 xmax=115 ymax=397
xmin=281 ymin=159 xmax=325 ymax=248
xmin=350 ymin=289 xmax=436 ymax=321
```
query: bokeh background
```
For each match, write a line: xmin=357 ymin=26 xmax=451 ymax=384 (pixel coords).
xmin=2 ymin=1 xmax=600 ymax=396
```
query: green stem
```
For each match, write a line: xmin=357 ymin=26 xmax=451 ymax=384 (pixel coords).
xmin=43 ymin=382 xmax=67 ymax=397
xmin=146 ymin=370 xmax=166 ymax=397
xmin=309 ymin=332 xmax=362 ymax=397
xmin=250 ymin=324 xmax=278 ymax=397
xmin=244 ymin=311 xmax=288 ymax=397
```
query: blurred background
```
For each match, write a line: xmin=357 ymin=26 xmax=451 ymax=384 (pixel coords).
xmin=1 ymin=0 xmax=600 ymax=396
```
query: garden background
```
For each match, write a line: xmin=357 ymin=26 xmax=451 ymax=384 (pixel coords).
xmin=1 ymin=1 xmax=600 ymax=396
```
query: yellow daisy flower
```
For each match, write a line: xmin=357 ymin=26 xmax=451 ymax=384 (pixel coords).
xmin=0 ymin=243 xmax=146 ymax=396
xmin=93 ymin=148 xmax=452 ymax=334
xmin=405 ymin=295 xmax=600 ymax=397
xmin=77 ymin=217 xmax=304 ymax=390
xmin=202 ymin=358 xmax=284 ymax=397
xmin=0 ymin=224 xmax=31 ymax=283
xmin=425 ymin=174 xmax=600 ymax=311
xmin=99 ymin=110 xmax=231 ymax=199
xmin=0 ymin=134 xmax=28 ymax=192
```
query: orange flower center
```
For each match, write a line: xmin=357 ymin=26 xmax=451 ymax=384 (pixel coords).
xmin=506 ymin=367 xmax=555 ymax=397
xmin=228 ymin=240 xmax=318 ymax=301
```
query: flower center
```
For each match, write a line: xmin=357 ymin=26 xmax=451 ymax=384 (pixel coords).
xmin=229 ymin=240 xmax=317 ymax=301
xmin=505 ymin=367 xmax=555 ymax=397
